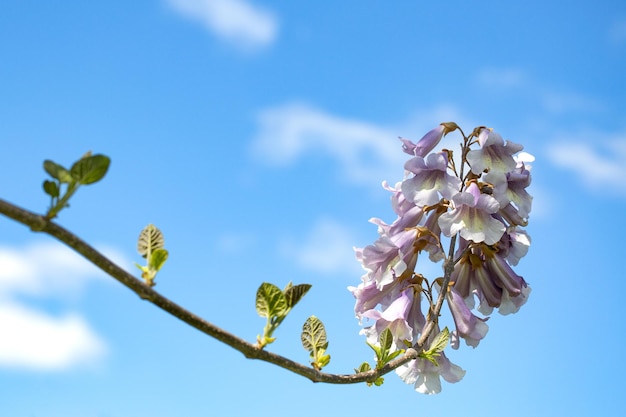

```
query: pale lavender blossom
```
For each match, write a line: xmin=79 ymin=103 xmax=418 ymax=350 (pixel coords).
xmin=356 ymin=234 xmax=406 ymax=289
xmin=361 ymin=289 xmax=414 ymax=349
xmin=400 ymin=125 xmax=446 ymax=157
xmin=484 ymin=163 xmax=533 ymax=222
xmin=402 ymin=152 xmax=462 ymax=207
xmin=446 ymin=287 xmax=489 ymax=349
xmin=466 ymin=128 xmax=524 ymax=174
xmin=503 ymin=227 xmax=531 ymax=266
xmin=396 ymin=326 xmax=466 ymax=394
xmin=438 ymin=182 xmax=505 ymax=245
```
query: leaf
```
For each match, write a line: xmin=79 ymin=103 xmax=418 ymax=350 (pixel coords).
xmin=255 ymin=282 xmax=288 ymax=319
xmin=43 ymin=180 xmax=59 ymax=198
xmin=43 ymin=160 xmax=72 ymax=183
xmin=366 ymin=341 xmax=382 ymax=359
xmin=379 ymin=327 xmax=393 ymax=352
xmin=284 ymin=283 xmax=311 ymax=308
xmin=70 ymin=154 xmax=110 ymax=185
xmin=386 ymin=349 xmax=404 ymax=362
xmin=317 ymin=353 xmax=331 ymax=369
xmin=137 ymin=224 xmax=165 ymax=259
xmin=427 ymin=327 xmax=450 ymax=354
xmin=149 ymin=248 xmax=169 ymax=272
xmin=355 ymin=362 xmax=372 ymax=373
xmin=301 ymin=315 xmax=328 ymax=352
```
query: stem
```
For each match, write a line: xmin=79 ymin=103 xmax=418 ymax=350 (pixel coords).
xmin=47 ymin=182 xmax=80 ymax=219
xmin=0 ymin=198 xmax=428 ymax=384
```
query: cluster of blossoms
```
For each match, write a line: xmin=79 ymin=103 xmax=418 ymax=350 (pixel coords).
xmin=349 ymin=123 xmax=533 ymax=394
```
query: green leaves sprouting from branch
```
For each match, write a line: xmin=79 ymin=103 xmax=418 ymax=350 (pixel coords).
xmin=419 ymin=327 xmax=450 ymax=366
xmin=301 ymin=315 xmax=330 ymax=371
xmin=354 ymin=362 xmax=384 ymax=387
xmin=355 ymin=328 xmax=407 ymax=387
xmin=134 ymin=224 xmax=169 ymax=287
xmin=255 ymin=281 xmax=311 ymax=348
xmin=42 ymin=152 xmax=110 ymax=219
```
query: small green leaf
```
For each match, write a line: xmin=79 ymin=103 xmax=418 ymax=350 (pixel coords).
xmin=256 ymin=282 xmax=288 ymax=318
xmin=355 ymin=362 xmax=372 ymax=373
xmin=284 ymin=283 xmax=311 ymax=308
xmin=386 ymin=349 xmax=404 ymax=362
xmin=301 ymin=315 xmax=328 ymax=352
xmin=366 ymin=341 xmax=382 ymax=359
xmin=317 ymin=353 xmax=331 ymax=369
xmin=43 ymin=180 xmax=59 ymax=198
xmin=43 ymin=160 xmax=72 ymax=183
xmin=427 ymin=327 xmax=450 ymax=354
xmin=70 ymin=154 xmax=110 ymax=184
xmin=379 ymin=327 xmax=393 ymax=352
xmin=137 ymin=224 xmax=165 ymax=259
xmin=373 ymin=377 xmax=384 ymax=386
xmin=149 ymin=248 xmax=169 ymax=272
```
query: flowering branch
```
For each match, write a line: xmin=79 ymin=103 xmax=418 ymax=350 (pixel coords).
xmin=0 ymin=197 xmax=438 ymax=384
xmin=0 ymin=122 xmax=534 ymax=393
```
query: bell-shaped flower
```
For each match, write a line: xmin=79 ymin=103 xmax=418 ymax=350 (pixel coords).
xmin=499 ymin=285 xmax=531 ymax=315
xmin=466 ymin=128 xmax=523 ymax=175
xmin=446 ymin=287 xmax=489 ymax=348
xmin=396 ymin=325 xmax=466 ymax=394
xmin=355 ymin=234 xmax=406 ymax=289
xmin=402 ymin=152 xmax=462 ymax=207
xmin=400 ymin=125 xmax=446 ymax=157
xmin=498 ymin=227 xmax=531 ymax=266
xmin=484 ymin=164 xmax=533 ymax=223
xmin=438 ymin=182 xmax=505 ymax=245
xmin=361 ymin=289 xmax=414 ymax=350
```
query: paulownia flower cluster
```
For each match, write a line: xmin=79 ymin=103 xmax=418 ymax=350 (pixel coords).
xmin=350 ymin=123 xmax=533 ymax=394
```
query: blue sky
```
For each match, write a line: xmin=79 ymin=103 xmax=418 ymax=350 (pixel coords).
xmin=1 ymin=0 xmax=625 ymax=415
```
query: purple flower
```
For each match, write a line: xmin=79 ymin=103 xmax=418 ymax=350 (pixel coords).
xmin=396 ymin=325 xmax=466 ymax=394
xmin=361 ymin=289 xmax=414 ymax=349
xmin=451 ymin=241 xmax=530 ymax=316
xmin=484 ymin=163 xmax=533 ymax=222
xmin=355 ymin=234 xmax=406 ymax=289
xmin=446 ymin=287 xmax=489 ymax=349
xmin=400 ymin=125 xmax=446 ymax=157
xmin=466 ymin=128 xmax=524 ymax=175
xmin=504 ymin=227 xmax=531 ymax=266
xmin=438 ymin=182 xmax=505 ymax=245
xmin=402 ymin=152 xmax=462 ymax=207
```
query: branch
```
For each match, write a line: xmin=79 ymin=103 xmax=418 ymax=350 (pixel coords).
xmin=0 ymin=198 xmax=447 ymax=384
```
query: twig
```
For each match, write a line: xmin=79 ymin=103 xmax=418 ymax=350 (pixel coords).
xmin=0 ymin=198 xmax=451 ymax=384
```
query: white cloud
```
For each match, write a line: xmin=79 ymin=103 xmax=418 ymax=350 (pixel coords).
xmin=0 ymin=241 xmax=126 ymax=298
xmin=0 ymin=241 xmax=128 ymax=371
xmin=0 ymin=301 xmax=106 ymax=371
xmin=280 ymin=218 xmax=362 ymax=276
xmin=165 ymin=0 xmax=278 ymax=49
xmin=250 ymin=102 xmax=464 ymax=185
xmin=545 ymin=132 xmax=626 ymax=196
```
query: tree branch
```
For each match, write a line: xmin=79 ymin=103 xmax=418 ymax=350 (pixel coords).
xmin=0 ymin=198 xmax=446 ymax=384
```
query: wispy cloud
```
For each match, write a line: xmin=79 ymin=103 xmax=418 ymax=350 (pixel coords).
xmin=165 ymin=0 xmax=278 ymax=50
xmin=475 ymin=67 xmax=603 ymax=115
xmin=280 ymin=218 xmax=362 ymax=276
xmin=0 ymin=241 xmax=129 ymax=371
xmin=250 ymin=102 xmax=464 ymax=186
xmin=0 ymin=301 xmax=106 ymax=371
xmin=545 ymin=131 xmax=626 ymax=196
